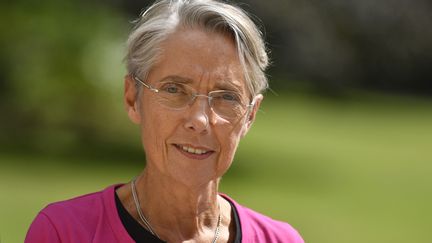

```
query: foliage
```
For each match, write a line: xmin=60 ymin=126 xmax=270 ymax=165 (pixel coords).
xmin=244 ymin=0 xmax=432 ymax=94
xmin=0 ymin=0 xmax=137 ymax=155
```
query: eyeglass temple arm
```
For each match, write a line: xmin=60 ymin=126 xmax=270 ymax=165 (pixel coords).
xmin=132 ymin=75 xmax=159 ymax=93
xmin=248 ymin=95 xmax=258 ymax=108
xmin=244 ymin=95 xmax=259 ymax=121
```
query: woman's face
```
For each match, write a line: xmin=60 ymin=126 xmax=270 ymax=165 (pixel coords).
xmin=125 ymin=28 xmax=262 ymax=186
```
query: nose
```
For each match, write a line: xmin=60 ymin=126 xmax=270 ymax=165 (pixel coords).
xmin=184 ymin=96 xmax=210 ymax=134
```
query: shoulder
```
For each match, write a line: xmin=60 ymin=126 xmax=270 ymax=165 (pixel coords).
xmin=25 ymin=184 xmax=128 ymax=243
xmin=239 ymin=206 xmax=304 ymax=243
xmin=40 ymin=187 xmax=108 ymax=225
xmin=221 ymin=194 xmax=304 ymax=243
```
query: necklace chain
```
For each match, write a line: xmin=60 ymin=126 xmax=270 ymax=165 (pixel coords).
xmin=131 ymin=179 xmax=160 ymax=238
xmin=130 ymin=179 xmax=222 ymax=243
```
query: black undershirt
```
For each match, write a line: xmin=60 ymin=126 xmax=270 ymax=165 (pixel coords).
xmin=115 ymin=192 xmax=242 ymax=243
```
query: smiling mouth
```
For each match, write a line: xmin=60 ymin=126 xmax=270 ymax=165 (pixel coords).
xmin=173 ymin=144 xmax=214 ymax=159
xmin=180 ymin=145 xmax=208 ymax=154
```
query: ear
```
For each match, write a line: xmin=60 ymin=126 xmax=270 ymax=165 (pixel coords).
xmin=124 ymin=75 xmax=141 ymax=124
xmin=240 ymin=94 xmax=263 ymax=138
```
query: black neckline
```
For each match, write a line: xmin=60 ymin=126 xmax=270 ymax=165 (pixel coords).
xmin=115 ymin=190 xmax=163 ymax=242
xmin=114 ymin=191 xmax=242 ymax=243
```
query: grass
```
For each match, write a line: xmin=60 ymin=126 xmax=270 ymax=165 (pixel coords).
xmin=1 ymin=92 xmax=431 ymax=243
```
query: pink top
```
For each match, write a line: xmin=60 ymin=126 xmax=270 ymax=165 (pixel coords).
xmin=25 ymin=184 xmax=304 ymax=243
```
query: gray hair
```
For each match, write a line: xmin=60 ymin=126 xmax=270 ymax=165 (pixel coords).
xmin=125 ymin=0 xmax=269 ymax=97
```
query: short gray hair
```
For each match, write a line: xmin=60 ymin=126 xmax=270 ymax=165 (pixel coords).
xmin=125 ymin=0 xmax=269 ymax=96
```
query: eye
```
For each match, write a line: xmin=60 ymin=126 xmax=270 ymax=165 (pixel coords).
xmin=221 ymin=92 xmax=239 ymax=101
xmin=160 ymin=82 xmax=184 ymax=94
xmin=167 ymin=85 xmax=178 ymax=93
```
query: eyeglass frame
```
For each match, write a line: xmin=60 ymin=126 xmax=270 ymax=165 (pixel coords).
xmin=132 ymin=75 xmax=258 ymax=120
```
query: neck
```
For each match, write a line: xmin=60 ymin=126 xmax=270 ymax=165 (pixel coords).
xmin=129 ymin=167 xmax=222 ymax=242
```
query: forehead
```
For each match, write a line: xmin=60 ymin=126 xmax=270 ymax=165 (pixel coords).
xmin=147 ymin=28 xmax=247 ymax=93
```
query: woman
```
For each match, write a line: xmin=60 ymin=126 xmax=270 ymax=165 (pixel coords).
xmin=25 ymin=0 xmax=304 ymax=242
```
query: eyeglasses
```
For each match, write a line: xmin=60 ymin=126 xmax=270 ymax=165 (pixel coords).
xmin=133 ymin=76 xmax=255 ymax=120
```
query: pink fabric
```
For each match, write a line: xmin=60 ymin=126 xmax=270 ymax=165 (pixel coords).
xmin=25 ymin=185 xmax=304 ymax=243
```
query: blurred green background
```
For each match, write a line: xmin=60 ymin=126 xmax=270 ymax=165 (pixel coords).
xmin=1 ymin=0 xmax=431 ymax=242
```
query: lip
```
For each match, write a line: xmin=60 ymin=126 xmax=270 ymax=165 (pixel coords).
xmin=173 ymin=144 xmax=215 ymax=160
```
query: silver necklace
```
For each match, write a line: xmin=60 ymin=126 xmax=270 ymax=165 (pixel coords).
xmin=131 ymin=179 xmax=160 ymax=238
xmin=130 ymin=179 xmax=222 ymax=243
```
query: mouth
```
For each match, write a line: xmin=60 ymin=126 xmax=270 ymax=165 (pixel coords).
xmin=173 ymin=144 xmax=214 ymax=160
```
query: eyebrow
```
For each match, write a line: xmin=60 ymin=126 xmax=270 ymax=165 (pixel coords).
xmin=213 ymin=80 xmax=246 ymax=95
xmin=158 ymin=75 xmax=194 ymax=84
xmin=157 ymin=75 xmax=244 ymax=93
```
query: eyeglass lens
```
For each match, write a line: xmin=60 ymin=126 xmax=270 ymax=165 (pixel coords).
xmin=154 ymin=81 xmax=248 ymax=119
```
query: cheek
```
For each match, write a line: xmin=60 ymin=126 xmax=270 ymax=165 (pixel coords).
xmin=214 ymin=134 xmax=241 ymax=176
xmin=217 ymin=126 xmax=243 ymax=165
xmin=139 ymin=105 xmax=174 ymax=158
